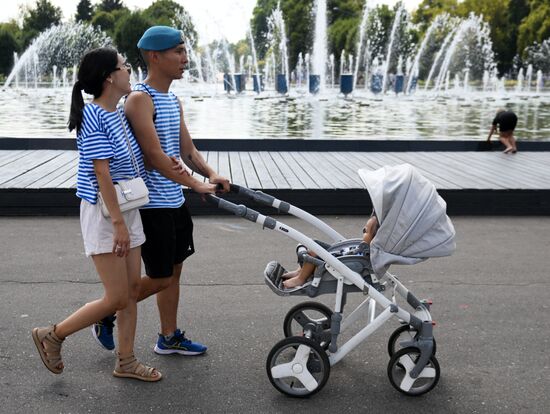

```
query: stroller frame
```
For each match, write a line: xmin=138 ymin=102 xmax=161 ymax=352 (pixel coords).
xmin=207 ymin=184 xmax=439 ymax=397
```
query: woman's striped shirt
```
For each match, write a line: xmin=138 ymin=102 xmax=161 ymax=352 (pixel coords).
xmin=133 ymin=83 xmax=184 ymax=208
xmin=76 ymin=103 xmax=146 ymax=204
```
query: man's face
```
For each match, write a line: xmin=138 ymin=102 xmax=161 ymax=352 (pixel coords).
xmin=157 ymin=44 xmax=188 ymax=80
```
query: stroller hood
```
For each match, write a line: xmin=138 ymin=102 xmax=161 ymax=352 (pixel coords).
xmin=358 ymin=164 xmax=456 ymax=277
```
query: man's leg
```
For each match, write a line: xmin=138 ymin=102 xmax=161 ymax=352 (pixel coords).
xmin=156 ymin=263 xmax=183 ymax=336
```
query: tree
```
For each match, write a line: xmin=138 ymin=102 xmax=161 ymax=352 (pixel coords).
xmin=91 ymin=10 xmax=116 ymax=34
xmin=75 ymin=0 xmax=93 ymax=22
xmin=0 ymin=27 xmax=19 ymax=76
xmin=518 ymin=0 xmax=550 ymax=57
xmin=413 ymin=0 xmax=459 ymax=32
xmin=114 ymin=11 xmax=153 ymax=68
xmin=143 ymin=0 xmax=198 ymax=47
xmin=97 ymin=0 xmax=125 ymax=13
xmin=21 ymin=0 xmax=62 ymax=47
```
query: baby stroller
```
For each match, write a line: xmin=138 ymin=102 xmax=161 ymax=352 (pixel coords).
xmin=206 ymin=164 xmax=456 ymax=397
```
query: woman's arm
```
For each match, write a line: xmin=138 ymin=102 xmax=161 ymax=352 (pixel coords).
xmin=93 ymin=159 xmax=130 ymax=257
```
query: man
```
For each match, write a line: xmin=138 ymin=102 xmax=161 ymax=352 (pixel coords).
xmin=93 ymin=26 xmax=230 ymax=355
xmin=487 ymin=109 xmax=518 ymax=153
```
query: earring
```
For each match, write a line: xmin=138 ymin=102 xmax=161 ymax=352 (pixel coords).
xmin=108 ymin=79 xmax=113 ymax=84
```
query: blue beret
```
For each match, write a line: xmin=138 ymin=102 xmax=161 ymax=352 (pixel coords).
xmin=137 ymin=26 xmax=184 ymax=51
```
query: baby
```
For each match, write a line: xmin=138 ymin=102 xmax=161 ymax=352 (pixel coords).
xmin=283 ymin=215 xmax=379 ymax=289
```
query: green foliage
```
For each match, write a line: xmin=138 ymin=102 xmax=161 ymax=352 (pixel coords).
xmin=413 ymin=0 xmax=459 ymax=32
xmin=518 ymin=0 xmax=550 ymax=57
xmin=143 ymin=0 xmax=183 ymax=26
xmin=97 ymin=0 xmax=126 ymax=13
xmin=114 ymin=11 xmax=153 ymax=68
xmin=21 ymin=0 xmax=62 ymax=47
xmin=91 ymin=10 xmax=116 ymax=34
xmin=75 ymin=0 xmax=93 ymax=22
xmin=0 ymin=27 xmax=19 ymax=75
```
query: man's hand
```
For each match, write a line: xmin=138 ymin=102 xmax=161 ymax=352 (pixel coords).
xmin=192 ymin=181 xmax=217 ymax=194
xmin=209 ymin=173 xmax=230 ymax=192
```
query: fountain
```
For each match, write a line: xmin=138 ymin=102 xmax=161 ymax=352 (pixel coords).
xmin=381 ymin=4 xmax=405 ymax=94
xmin=4 ymin=22 xmax=111 ymax=89
xmin=267 ymin=2 xmax=289 ymax=94
xmin=311 ymin=0 xmax=327 ymax=94
xmin=1 ymin=6 xmax=548 ymax=142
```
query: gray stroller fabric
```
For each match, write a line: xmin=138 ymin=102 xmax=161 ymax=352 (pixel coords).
xmin=358 ymin=164 xmax=456 ymax=277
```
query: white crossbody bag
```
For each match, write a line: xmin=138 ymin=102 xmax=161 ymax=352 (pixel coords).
xmin=98 ymin=110 xmax=149 ymax=218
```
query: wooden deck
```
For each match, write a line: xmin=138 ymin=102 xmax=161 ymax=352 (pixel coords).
xmin=1 ymin=149 xmax=549 ymax=215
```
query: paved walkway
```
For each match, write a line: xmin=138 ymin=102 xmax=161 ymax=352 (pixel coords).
xmin=1 ymin=216 xmax=549 ymax=413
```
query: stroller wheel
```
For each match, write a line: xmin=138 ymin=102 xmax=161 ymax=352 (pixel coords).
xmin=283 ymin=302 xmax=333 ymax=349
xmin=387 ymin=325 xmax=437 ymax=357
xmin=266 ymin=336 xmax=331 ymax=398
xmin=387 ymin=346 xmax=440 ymax=396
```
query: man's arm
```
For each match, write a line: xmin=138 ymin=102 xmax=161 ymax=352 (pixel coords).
xmin=177 ymin=100 xmax=230 ymax=191
xmin=124 ymin=92 xmax=215 ymax=193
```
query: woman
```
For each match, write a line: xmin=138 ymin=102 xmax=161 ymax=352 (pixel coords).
xmin=31 ymin=48 xmax=161 ymax=382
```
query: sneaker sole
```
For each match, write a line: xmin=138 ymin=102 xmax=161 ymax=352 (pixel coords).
xmin=153 ymin=345 xmax=206 ymax=356
xmin=91 ymin=325 xmax=115 ymax=351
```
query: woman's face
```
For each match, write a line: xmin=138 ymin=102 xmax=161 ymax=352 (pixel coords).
xmin=108 ymin=54 xmax=132 ymax=95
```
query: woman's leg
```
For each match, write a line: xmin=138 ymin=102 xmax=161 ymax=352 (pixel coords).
xmin=55 ymin=253 xmax=128 ymax=339
xmin=33 ymin=253 xmax=128 ymax=372
xmin=116 ymin=247 xmax=141 ymax=355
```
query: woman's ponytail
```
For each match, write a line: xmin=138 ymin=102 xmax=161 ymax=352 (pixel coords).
xmin=68 ymin=80 xmax=85 ymax=133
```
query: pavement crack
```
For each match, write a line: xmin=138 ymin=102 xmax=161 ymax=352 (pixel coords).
xmin=1 ymin=280 xmax=265 ymax=287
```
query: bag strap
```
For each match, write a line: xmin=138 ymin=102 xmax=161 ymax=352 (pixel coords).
xmin=116 ymin=109 xmax=141 ymax=178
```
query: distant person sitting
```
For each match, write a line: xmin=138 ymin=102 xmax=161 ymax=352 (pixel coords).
xmin=487 ymin=109 xmax=518 ymax=153
xmin=282 ymin=214 xmax=379 ymax=289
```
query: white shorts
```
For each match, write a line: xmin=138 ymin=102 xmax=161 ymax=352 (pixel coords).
xmin=80 ymin=200 xmax=146 ymax=257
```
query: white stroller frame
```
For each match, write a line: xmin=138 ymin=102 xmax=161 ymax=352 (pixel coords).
xmin=206 ymin=165 xmax=455 ymax=398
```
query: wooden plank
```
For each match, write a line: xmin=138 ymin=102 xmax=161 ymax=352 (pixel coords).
xmin=0 ymin=150 xmax=27 ymax=165
xmin=288 ymin=152 xmax=334 ymax=189
xmin=445 ymin=152 xmax=546 ymax=189
xmin=258 ymin=151 xmax=290 ymax=189
xmin=238 ymin=152 xmax=261 ymax=189
xmin=268 ymin=152 xmax=306 ymax=190
xmin=0 ymin=150 xmax=38 ymax=168
xmin=2 ymin=151 xmax=77 ymax=188
xmin=278 ymin=152 xmax=320 ymax=189
xmin=217 ymin=151 xmax=231 ymax=182
xmin=373 ymin=152 xmax=464 ymax=189
xmin=248 ymin=152 xmax=275 ymax=189
xmin=47 ymin=164 xmax=78 ymax=188
xmin=0 ymin=150 xmax=63 ymax=185
xmin=311 ymin=152 xmax=363 ymax=188
xmin=411 ymin=152 xmax=507 ymax=189
xmin=228 ymin=151 xmax=247 ymax=186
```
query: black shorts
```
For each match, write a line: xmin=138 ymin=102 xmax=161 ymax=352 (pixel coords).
xmin=139 ymin=203 xmax=195 ymax=278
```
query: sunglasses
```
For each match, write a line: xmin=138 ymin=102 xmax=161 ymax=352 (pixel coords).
xmin=114 ymin=62 xmax=132 ymax=75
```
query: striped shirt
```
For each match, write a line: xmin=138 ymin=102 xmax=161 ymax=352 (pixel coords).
xmin=76 ymin=103 xmax=146 ymax=204
xmin=133 ymin=83 xmax=184 ymax=208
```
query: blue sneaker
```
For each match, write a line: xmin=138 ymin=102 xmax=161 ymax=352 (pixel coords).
xmin=91 ymin=315 xmax=116 ymax=351
xmin=154 ymin=329 xmax=207 ymax=356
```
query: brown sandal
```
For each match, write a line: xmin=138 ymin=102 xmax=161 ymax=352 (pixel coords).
xmin=32 ymin=325 xmax=64 ymax=374
xmin=113 ymin=353 xmax=162 ymax=382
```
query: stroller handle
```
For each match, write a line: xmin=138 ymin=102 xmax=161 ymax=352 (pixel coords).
xmin=204 ymin=192 xmax=277 ymax=229
xmin=210 ymin=183 xmax=344 ymax=242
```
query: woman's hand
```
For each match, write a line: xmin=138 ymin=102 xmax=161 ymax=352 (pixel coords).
xmin=112 ymin=220 xmax=130 ymax=257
